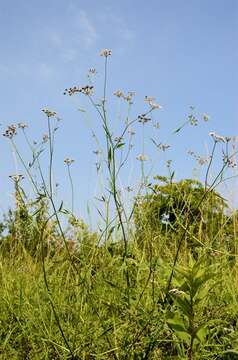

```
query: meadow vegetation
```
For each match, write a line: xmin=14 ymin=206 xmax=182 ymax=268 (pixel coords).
xmin=0 ymin=49 xmax=238 ymax=359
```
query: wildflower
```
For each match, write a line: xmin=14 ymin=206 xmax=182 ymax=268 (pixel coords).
xmin=149 ymin=101 xmax=162 ymax=109
xmin=42 ymin=134 xmax=49 ymax=143
xmin=153 ymin=122 xmax=160 ymax=129
xmin=138 ymin=114 xmax=151 ymax=124
xmin=223 ymin=153 xmax=237 ymax=168
xmin=123 ymin=91 xmax=135 ymax=104
xmin=197 ymin=156 xmax=209 ymax=165
xmin=169 ymin=288 xmax=185 ymax=297
xmin=64 ymin=158 xmax=75 ymax=165
xmin=80 ymin=85 xmax=94 ymax=96
xmin=114 ymin=90 xmax=124 ymax=98
xmin=64 ymin=85 xmax=94 ymax=96
xmin=42 ymin=108 xmax=57 ymax=118
xmin=64 ymin=86 xmax=80 ymax=96
xmin=136 ymin=154 xmax=148 ymax=161
xmin=144 ymin=96 xmax=156 ymax=103
xmin=203 ymin=113 xmax=209 ymax=122
xmin=188 ymin=150 xmax=209 ymax=165
xmin=3 ymin=125 xmax=17 ymax=139
xmin=209 ymin=132 xmax=226 ymax=143
xmin=114 ymin=136 xmax=123 ymax=143
xmin=158 ymin=143 xmax=170 ymax=151
xmin=89 ymin=68 xmax=97 ymax=75
xmin=144 ymin=96 xmax=162 ymax=109
xmin=9 ymin=174 xmax=24 ymax=183
xmin=100 ymin=48 xmax=112 ymax=57
xmin=18 ymin=122 xmax=28 ymax=129
xmin=188 ymin=114 xmax=198 ymax=126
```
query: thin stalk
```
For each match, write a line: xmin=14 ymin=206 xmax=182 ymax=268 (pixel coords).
xmin=10 ymin=140 xmax=38 ymax=193
xmin=67 ymin=164 xmax=74 ymax=214
xmin=47 ymin=116 xmax=53 ymax=197
xmin=205 ymin=140 xmax=217 ymax=191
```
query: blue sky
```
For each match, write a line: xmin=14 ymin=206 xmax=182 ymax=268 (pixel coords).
xmin=0 ymin=0 xmax=237 ymax=221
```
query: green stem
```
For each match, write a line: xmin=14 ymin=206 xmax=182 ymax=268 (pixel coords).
xmin=67 ymin=164 xmax=74 ymax=214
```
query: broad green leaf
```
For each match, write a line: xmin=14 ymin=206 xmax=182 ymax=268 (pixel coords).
xmin=167 ymin=317 xmax=187 ymax=333
xmin=195 ymin=325 xmax=208 ymax=343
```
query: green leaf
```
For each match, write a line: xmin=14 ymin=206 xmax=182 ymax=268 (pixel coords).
xmin=58 ymin=201 xmax=64 ymax=212
xmin=167 ymin=317 xmax=190 ymax=344
xmin=167 ymin=317 xmax=187 ymax=333
xmin=115 ymin=142 xmax=125 ymax=149
xmin=222 ymin=350 xmax=238 ymax=357
xmin=108 ymin=146 xmax=112 ymax=163
xmin=174 ymin=296 xmax=191 ymax=317
xmin=195 ymin=324 xmax=208 ymax=343
xmin=173 ymin=121 xmax=187 ymax=134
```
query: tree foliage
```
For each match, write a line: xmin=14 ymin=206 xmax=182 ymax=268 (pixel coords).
xmin=134 ymin=176 xmax=235 ymax=251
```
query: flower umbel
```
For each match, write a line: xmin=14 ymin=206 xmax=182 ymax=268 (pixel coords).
xmin=100 ymin=49 xmax=112 ymax=57
xmin=18 ymin=122 xmax=28 ymax=129
xmin=42 ymin=134 xmax=49 ymax=143
xmin=203 ymin=113 xmax=209 ymax=122
xmin=42 ymin=109 xmax=57 ymax=118
xmin=136 ymin=154 xmax=148 ymax=161
xmin=64 ymin=158 xmax=75 ymax=166
xmin=9 ymin=174 xmax=24 ymax=183
xmin=144 ymin=96 xmax=162 ymax=109
xmin=138 ymin=114 xmax=151 ymax=124
xmin=64 ymin=85 xmax=94 ymax=96
xmin=209 ymin=132 xmax=226 ymax=143
xmin=3 ymin=125 xmax=17 ymax=139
